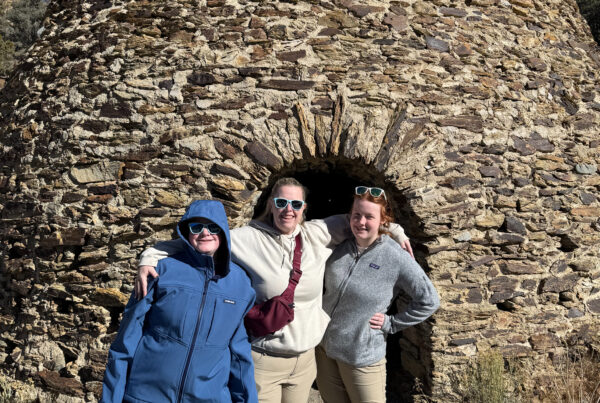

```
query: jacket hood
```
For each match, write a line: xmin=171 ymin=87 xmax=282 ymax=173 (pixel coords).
xmin=177 ymin=200 xmax=231 ymax=276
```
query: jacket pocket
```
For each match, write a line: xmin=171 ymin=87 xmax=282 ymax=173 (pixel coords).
xmin=360 ymin=325 xmax=372 ymax=348
xmin=123 ymin=393 xmax=154 ymax=403
xmin=148 ymin=285 xmax=198 ymax=342
xmin=205 ymin=295 xmax=244 ymax=347
xmin=126 ymin=334 xmax=185 ymax=402
xmin=368 ymin=327 xmax=385 ymax=349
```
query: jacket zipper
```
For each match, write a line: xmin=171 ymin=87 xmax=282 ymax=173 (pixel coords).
xmin=176 ymin=276 xmax=211 ymax=403
xmin=329 ymin=244 xmax=361 ymax=319
xmin=328 ymin=240 xmax=379 ymax=319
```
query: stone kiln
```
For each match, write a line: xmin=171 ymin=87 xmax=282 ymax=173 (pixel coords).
xmin=1 ymin=0 xmax=599 ymax=401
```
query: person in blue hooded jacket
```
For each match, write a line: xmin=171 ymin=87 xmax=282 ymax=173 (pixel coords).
xmin=101 ymin=200 xmax=258 ymax=403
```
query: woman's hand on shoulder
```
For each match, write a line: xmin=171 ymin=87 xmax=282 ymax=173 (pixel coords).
xmin=400 ymin=239 xmax=414 ymax=258
xmin=369 ymin=312 xmax=386 ymax=330
xmin=135 ymin=265 xmax=159 ymax=300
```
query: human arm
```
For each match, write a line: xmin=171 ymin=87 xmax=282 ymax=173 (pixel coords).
xmin=380 ymin=252 xmax=439 ymax=334
xmin=101 ymin=281 xmax=156 ymax=403
xmin=308 ymin=215 xmax=412 ymax=255
xmin=387 ymin=223 xmax=413 ymax=258
xmin=228 ymin=293 xmax=258 ymax=403
xmin=135 ymin=239 xmax=186 ymax=298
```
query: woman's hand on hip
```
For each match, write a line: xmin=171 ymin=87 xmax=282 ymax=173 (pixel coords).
xmin=369 ymin=312 xmax=385 ymax=330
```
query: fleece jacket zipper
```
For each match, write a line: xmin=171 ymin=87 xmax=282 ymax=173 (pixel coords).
xmin=329 ymin=244 xmax=361 ymax=320
xmin=176 ymin=276 xmax=211 ymax=403
xmin=328 ymin=241 xmax=379 ymax=320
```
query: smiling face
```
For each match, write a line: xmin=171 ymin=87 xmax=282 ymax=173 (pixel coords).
xmin=187 ymin=218 xmax=221 ymax=256
xmin=270 ymin=185 xmax=306 ymax=235
xmin=350 ymin=198 xmax=383 ymax=248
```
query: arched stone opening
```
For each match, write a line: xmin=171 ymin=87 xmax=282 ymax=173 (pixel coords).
xmin=249 ymin=157 xmax=435 ymax=401
xmin=252 ymin=157 xmax=392 ymax=220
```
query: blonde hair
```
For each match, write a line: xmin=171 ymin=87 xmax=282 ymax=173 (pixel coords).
xmin=256 ymin=177 xmax=308 ymax=224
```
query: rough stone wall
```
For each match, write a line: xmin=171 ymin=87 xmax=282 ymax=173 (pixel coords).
xmin=0 ymin=0 xmax=599 ymax=401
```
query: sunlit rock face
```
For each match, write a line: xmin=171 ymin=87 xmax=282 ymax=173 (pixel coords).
xmin=0 ymin=0 xmax=599 ymax=401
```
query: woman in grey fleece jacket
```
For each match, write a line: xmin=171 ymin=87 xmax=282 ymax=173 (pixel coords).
xmin=316 ymin=187 xmax=440 ymax=403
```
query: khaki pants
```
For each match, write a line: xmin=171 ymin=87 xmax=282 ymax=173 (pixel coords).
xmin=252 ymin=348 xmax=317 ymax=403
xmin=315 ymin=346 xmax=387 ymax=403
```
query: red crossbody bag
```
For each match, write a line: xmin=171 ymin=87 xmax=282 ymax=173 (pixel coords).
xmin=244 ymin=234 xmax=302 ymax=337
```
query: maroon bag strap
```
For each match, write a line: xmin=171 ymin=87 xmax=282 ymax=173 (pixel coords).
xmin=280 ymin=234 xmax=302 ymax=302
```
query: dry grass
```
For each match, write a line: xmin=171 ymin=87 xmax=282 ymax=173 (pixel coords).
xmin=544 ymin=347 xmax=600 ymax=403
xmin=450 ymin=340 xmax=600 ymax=403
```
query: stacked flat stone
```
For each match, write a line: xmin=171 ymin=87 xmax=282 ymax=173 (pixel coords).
xmin=0 ymin=0 xmax=599 ymax=401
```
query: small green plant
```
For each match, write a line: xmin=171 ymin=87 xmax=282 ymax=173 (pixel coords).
xmin=461 ymin=350 xmax=522 ymax=403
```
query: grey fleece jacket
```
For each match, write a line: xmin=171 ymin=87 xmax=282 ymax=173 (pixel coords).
xmin=321 ymin=235 xmax=440 ymax=367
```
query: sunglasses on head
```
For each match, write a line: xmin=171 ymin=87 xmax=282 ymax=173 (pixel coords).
xmin=273 ymin=197 xmax=305 ymax=210
xmin=355 ymin=186 xmax=386 ymax=200
xmin=188 ymin=222 xmax=222 ymax=235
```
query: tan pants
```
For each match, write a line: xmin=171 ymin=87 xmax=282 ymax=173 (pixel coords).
xmin=252 ymin=348 xmax=317 ymax=403
xmin=315 ymin=346 xmax=387 ymax=403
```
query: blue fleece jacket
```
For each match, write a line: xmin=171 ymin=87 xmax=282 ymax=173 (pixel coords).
xmin=101 ymin=200 xmax=257 ymax=403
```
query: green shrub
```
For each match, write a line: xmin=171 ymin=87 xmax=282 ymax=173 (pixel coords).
xmin=0 ymin=0 xmax=47 ymax=53
xmin=0 ymin=34 xmax=15 ymax=75
xmin=461 ymin=350 xmax=522 ymax=403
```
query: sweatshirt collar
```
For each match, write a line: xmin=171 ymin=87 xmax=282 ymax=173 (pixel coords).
xmin=353 ymin=234 xmax=386 ymax=257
